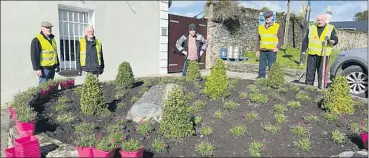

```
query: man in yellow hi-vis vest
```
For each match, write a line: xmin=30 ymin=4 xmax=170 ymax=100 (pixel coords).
xmin=302 ymin=14 xmax=338 ymax=88
xmin=30 ymin=21 xmax=60 ymax=83
xmin=76 ymin=25 xmax=105 ymax=78
xmin=256 ymin=11 xmax=284 ymax=78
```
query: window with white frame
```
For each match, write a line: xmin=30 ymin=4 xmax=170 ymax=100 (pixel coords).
xmin=58 ymin=8 xmax=92 ymax=70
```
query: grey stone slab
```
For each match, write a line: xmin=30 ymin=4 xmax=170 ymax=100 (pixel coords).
xmin=1 ymin=109 xmax=10 ymax=157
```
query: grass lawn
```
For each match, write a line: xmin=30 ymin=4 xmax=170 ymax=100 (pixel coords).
xmin=243 ymin=47 xmax=341 ymax=70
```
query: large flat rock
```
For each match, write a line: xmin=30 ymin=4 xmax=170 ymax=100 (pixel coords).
xmin=126 ymin=83 xmax=181 ymax=123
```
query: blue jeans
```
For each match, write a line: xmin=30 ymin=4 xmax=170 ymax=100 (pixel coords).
xmin=39 ymin=68 xmax=55 ymax=83
xmin=181 ymin=57 xmax=199 ymax=76
xmin=258 ymin=51 xmax=277 ymax=78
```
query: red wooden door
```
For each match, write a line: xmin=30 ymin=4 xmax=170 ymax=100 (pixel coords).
xmin=168 ymin=14 xmax=207 ymax=73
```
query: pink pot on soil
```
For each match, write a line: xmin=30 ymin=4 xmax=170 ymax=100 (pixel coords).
xmin=92 ymin=148 xmax=115 ymax=158
xmin=60 ymin=81 xmax=69 ymax=90
xmin=14 ymin=135 xmax=41 ymax=158
xmin=9 ymin=107 xmax=16 ymax=120
xmin=75 ymin=146 xmax=94 ymax=157
xmin=119 ymin=146 xmax=144 ymax=158
xmin=15 ymin=120 xmax=35 ymax=137
xmin=360 ymin=132 xmax=368 ymax=150
xmin=68 ymin=79 xmax=75 ymax=87
xmin=48 ymin=83 xmax=59 ymax=94
xmin=4 ymin=147 xmax=16 ymax=158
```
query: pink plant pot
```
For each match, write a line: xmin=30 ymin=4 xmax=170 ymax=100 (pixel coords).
xmin=68 ymin=79 xmax=75 ymax=87
xmin=14 ymin=136 xmax=40 ymax=158
xmin=75 ymin=146 xmax=94 ymax=157
xmin=39 ymin=88 xmax=49 ymax=98
xmin=119 ymin=146 xmax=144 ymax=158
xmin=92 ymin=148 xmax=115 ymax=158
xmin=60 ymin=81 xmax=69 ymax=90
xmin=4 ymin=147 xmax=16 ymax=158
xmin=360 ymin=132 xmax=368 ymax=150
xmin=9 ymin=107 xmax=15 ymax=120
xmin=15 ymin=120 xmax=35 ymax=137
xmin=48 ymin=83 xmax=59 ymax=94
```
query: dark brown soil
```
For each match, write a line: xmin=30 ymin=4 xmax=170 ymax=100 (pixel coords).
xmin=34 ymin=77 xmax=368 ymax=157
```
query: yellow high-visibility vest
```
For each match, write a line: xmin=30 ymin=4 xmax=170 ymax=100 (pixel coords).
xmin=307 ymin=24 xmax=334 ymax=56
xmin=258 ymin=23 xmax=280 ymax=50
xmin=36 ymin=34 xmax=58 ymax=67
xmin=79 ymin=38 xmax=102 ymax=66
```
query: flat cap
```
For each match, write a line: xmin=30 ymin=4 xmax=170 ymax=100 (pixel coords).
xmin=41 ymin=21 xmax=53 ymax=27
xmin=188 ymin=23 xmax=196 ymax=31
xmin=264 ymin=11 xmax=273 ymax=18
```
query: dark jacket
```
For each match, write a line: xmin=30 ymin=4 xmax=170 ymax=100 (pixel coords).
xmin=30 ymin=31 xmax=60 ymax=70
xmin=75 ymin=36 xmax=105 ymax=73
xmin=175 ymin=33 xmax=208 ymax=61
xmin=302 ymin=24 xmax=338 ymax=53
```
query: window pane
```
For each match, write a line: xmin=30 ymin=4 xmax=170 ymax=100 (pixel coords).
xmin=84 ymin=13 xmax=89 ymax=23
xmin=68 ymin=11 xmax=73 ymax=22
xmin=73 ymin=12 xmax=79 ymax=22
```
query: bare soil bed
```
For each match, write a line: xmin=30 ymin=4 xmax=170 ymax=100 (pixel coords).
xmin=33 ymin=77 xmax=368 ymax=157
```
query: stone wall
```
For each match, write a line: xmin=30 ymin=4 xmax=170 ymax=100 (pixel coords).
xmin=205 ymin=5 xmax=368 ymax=68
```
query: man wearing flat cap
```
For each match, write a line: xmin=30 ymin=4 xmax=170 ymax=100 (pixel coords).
xmin=256 ymin=11 xmax=283 ymax=78
xmin=176 ymin=23 xmax=208 ymax=77
xmin=30 ymin=21 xmax=60 ymax=83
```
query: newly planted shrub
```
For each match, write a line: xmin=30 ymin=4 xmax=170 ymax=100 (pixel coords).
xmin=331 ymin=129 xmax=345 ymax=144
xmin=275 ymin=113 xmax=287 ymax=124
xmin=239 ymin=92 xmax=248 ymax=99
xmin=131 ymin=95 xmax=139 ymax=104
xmin=194 ymin=116 xmax=202 ymax=125
xmin=74 ymin=122 xmax=95 ymax=134
xmin=186 ymin=92 xmax=196 ymax=100
xmin=293 ymin=138 xmax=311 ymax=151
xmin=77 ymin=135 xmax=96 ymax=147
xmin=264 ymin=123 xmax=279 ymax=134
xmin=80 ymin=73 xmax=104 ymax=116
xmin=106 ymin=122 xmax=125 ymax=133
xmin=222 ymin=100 xmax=239 ymax=110
xmin=53 ymin=103 xmax=67 ymax=112
xmin=186 ymin=60 xmax=201 ymax=81
xmin=246 ymin=112 xmax=258 ymax=121
xmin=287 ymin=101 xmax=301 ymax=109
xmin=266 ymin=61 xmax=285 ymax=89
xmin=56 ymin=112 xmax=75 ymax=123
xmin=204 ymin=59 xmax=230 ymax=99
xmin=137 ymin=123 xmax=152 ymax=135
xmin=194 ymin=100 xmax=206 ymax=109
xmin=117 ymin=102 xmax=126 ymax=109
xmin=115 ymin=89 xmax=127 ymax=99
xmin=349 ymin=122 xmax=368 ymax=134
xmin=277 ymin=87 xmax=288 ymax=93
xmin=116 ymin=61 xmax=135 ymax=89
xmin=273 ymin=104 xmax=288 ymax=114
xmin=214 ymin=110 xmax=223 ymax=119
xmin=322 ymin=75 xmax=354 ymax=114
xmin=250 ymin=92 xmax=268 ymax=104
xmin=152 ymin=139 xmax=166 ymax=152
xmin=16 ymin=107 xmax=36 ymax=123
xmin=95 ymin=137 xmax=117 ymax=151
xmin=296 ymin=91 xmax=309 ymax=100
xmin=230 ymin=125 xmax=246 ymax=137
xmin=199 ymin=127 xmax=213 ymax=136
xmin=247 ymin=84 xmax=259 ymax=93
xmin=108 ymin=132 xmax=125 ymax=144
xmin=196 ymin=141 xmax=214 ymax=156
xmin=290 ymin=125 xmax=308 ymax=136
xmin=325 ymin=112 xmax=338 ymax=123
xmin=248 ymin=141 xmax=264 ymax=157
xmin=121 ymin=139 xmax=142 ymax=151
xmin=58 ymin=96 xmax=70 ymax=103
xmin=304 ymin=114 xmax=319 ymax=122
xmin=159 ymin=87 xmax=194 ymax=138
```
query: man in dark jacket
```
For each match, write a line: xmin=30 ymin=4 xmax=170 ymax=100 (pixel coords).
xmin=76 ymin=25 xmax=105 ymax=78
xmin=302 ymin=14 xmax=338 ymax=88
xmin=30 ymin=21 xmax=60 ymax=83
xmin=175 ymin=23 xmax=208 ymax=76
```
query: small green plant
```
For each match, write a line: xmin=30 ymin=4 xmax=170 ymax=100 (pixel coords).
xmin=305 ymin=85 xmax=318 ymax=91
xmin=121 ymin=139 xmax=142 ymax=152
xmin=287 ymin=101 xmax=301 ymax=109
xmin=139 ymin=87 xmax=149 ymax=95
xmin=15 ymin=107 xmax=36 ymax=123
xmin=58 ymin=96 xmax=70 ymax=103
xmin=275 ymin=113 xmax=287 ymax=124
xmin=277 ymin=87 xmax=288 ymax=93
xmin=273 ymin=104 xmax=288 ymax=114
xmin=246 ymin=112 xmax=258 ymax=121
xmin=74 ymin=122 xmax=95 ymax=134
xmin=264 ymin=123 xmax=279 ymax=134
xmin=266 ymin=61 xmax=285 ymax=89
xmin=322 ymin=75 xmax=354 ymax=115
xmin=204 ymin=59 xmax=230 ymax=99
xmin=289 ymin=84 xmax=299 ymax=92
xmin=248 ymin=140 xmax=264 ymax=157
xmin=95 ymin=137 xmax=117 ymax=151
xmin=56 ymin=112 xmax=75 ymax=123
xmin=159 ymin=87 xmax=194 ymax=138
xmin=116 ymin=61 xmax=135 ymax=89
xmin=290 ymin=125 xmax=308 ymax=136
xmin=214 ymin=110 xmax=223 ymax=119
xmin=115 ymin=89 xmax=127 ymax=99
xmin=106 ymin=122 xmax=124 ymax=133
xmin=247 ymin=84 xmax=259 ymax=93
xmin=80 ymin=73 xmax=104 ymax=116
xmin=187 ymin=92 xmax=196 ymax=100
xmin=325 ymin=112 xmax=338 ymax=123
xmin=296 ymin=91 xmax=309 ymax=100
xmin=152 ymin=139 xmax=166 ymax=152
xmin=108 ymin=132 xmax=125 ymax=144
xmin=194 ymin=116 xmax=202 ymax=125
xmin=223 ymin=100 xmax=239 ymax=110
xmin=255 ymin=78 xmax=269 ymax=87
xmin=131 ymin=96 xmax=138 ymax=104
xmin=349 ymin=122 xmax=368 ymax=134
xmin=331 ymin=129 xmax=345 ymax=144
xmin=293 ymin=138 xmax=311 ymax=151
xmin=117 ymin=102 xmax=126 ymax=109
xmin=304 ymin=114 xmax=319 ymax=122
xmin=250 ymin=93 xmax=268 ymax=104
xmin=186 ymin=60 xmax=201 ymax=82
xmin=199 ymin=127 xmax=213 ymax=136
xmin=239 ymin=92 xmax=248 ymax=99
xmin=137 ymin=123 xmax=152 ymax=135
xmin=230 ymin=125 xmax=246 ymax=137
xmin=53 ymin=103 xmax=67 ymax=112
xmin=77 ymin=135 xmax=95 ymax=147
xmin=194 ymin=100 xmax=206 ymax=109
xmin=196 ymin=141 xmax=214 ymax=156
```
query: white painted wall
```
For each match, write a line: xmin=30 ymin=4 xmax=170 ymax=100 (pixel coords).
xmin=1 ymin=1 xmax=168 ymax=104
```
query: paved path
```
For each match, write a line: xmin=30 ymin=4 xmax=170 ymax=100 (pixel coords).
xmin=1 ymin=109 xmax=9 ymax=157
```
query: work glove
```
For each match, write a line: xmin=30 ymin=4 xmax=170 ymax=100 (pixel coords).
xmin=329 ymin=40 xmax=335 ymax=45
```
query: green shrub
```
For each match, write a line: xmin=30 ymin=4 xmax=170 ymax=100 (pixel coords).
xmin=16 ymin=107 xmax=36 ymax=123
xmin=249 ymin=141 xmax=264 ymax=157
xmin=116 ymin=61 xmax=135 ymax=89
xmin=186 ymin=60 xmax=201 ymax=81
xmin=80 ymin=73 xmax=104 ymax=116
xmin=266 ymin=61 xmax=285 ymax=89
xmin=159 ymin=87 xmax=194 ymax=138
xmin=121 ymin=139 xmax=142 ymax=151
xmin=196 ymin=141 xmax=214 ymax=156
xmin=322 ymin=75 xmax=354 ymax=114
xmin=152 ymin=139 xmax=166 ymax=152
xmin=204 ymin=59 xmax=230 ymax=99
xmin=95 ymin=137 xmax=117 ymax=151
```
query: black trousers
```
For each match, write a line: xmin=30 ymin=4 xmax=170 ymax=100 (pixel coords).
xmin=305 ymin=54 xmax=330 ymax=88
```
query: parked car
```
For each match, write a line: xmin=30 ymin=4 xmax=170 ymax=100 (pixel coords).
xmin=330 ymin=47 xmax=368 ymax=96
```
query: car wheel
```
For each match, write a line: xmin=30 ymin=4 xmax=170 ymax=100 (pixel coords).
xmin=341 ymin=65 xmax=368 ymax=95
